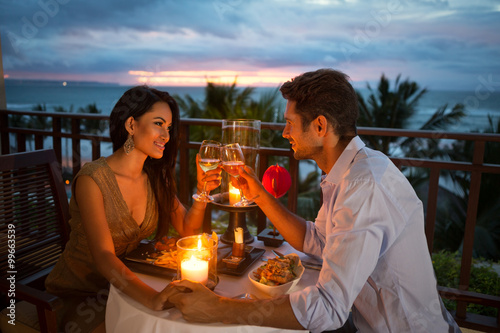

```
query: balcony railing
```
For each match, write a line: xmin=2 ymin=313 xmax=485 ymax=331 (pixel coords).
xmin=1 ymin=108 xmax=499 ymax=332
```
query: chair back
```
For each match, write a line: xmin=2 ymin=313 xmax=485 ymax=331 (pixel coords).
xmin=0 ymin=149 xmax=70 ymax=286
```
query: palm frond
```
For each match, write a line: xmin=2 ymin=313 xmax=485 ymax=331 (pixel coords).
xmin=419 ymin=103 xmax=466 ymax=131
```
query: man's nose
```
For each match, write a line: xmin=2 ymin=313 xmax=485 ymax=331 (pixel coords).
xmin=282 ymin=126 xmax=289 ymax=138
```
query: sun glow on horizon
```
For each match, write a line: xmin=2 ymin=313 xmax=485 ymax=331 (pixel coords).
xmin=128 ymin=70 xmax=294 ymax=87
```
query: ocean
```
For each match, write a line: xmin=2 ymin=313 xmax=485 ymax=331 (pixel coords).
xmin=4 ymin=80 xmax=500 ymax=134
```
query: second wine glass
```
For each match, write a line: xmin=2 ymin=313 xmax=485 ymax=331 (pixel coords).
xmin=192 ymin=140 xmax=221 ymax=202
xmin=221 ymin=143 xmax=251 ymax=207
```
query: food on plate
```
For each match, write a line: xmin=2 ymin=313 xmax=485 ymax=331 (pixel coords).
xmin=151 ymin=250 xmax=177 ymax=269
xmin=154 ymin=236 xmax=177 ymax=251
xmin=146 ymin=237 xmax=178 ymax=269
xmin=253 ymin=256 xmax=297 ymax=286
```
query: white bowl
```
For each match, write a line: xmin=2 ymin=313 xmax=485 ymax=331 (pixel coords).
xmin=248 ymin=253 xmax=304 ymax=297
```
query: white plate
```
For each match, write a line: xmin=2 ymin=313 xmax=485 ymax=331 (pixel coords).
xmin=248 ymin=253 xmax=304 ymax=297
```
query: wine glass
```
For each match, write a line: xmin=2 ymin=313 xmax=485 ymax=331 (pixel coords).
xmin=192 ymin=140 xmax=221 ymax=202
xmin=221 ymin=143 xmax=250 ymax=207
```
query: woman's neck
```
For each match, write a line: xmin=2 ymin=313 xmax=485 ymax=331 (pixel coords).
xmin=106 ymin=150 xmax=147 ymax=180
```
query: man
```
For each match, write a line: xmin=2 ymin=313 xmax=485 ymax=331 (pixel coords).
xmin=169 ymin=69 xmax=461 ymax=332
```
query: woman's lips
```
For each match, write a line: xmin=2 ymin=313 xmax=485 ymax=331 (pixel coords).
xmin=154 ymin=142 xmax=165 ymax=150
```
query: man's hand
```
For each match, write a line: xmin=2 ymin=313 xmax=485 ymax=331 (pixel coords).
xmin=235 ymin=165 xmax=267 ymax=203
xmin=168 ymin=280 xmax=223 ymax=322
xmin=150 ymin=283 xmax=190 ymax=311
xmin=168 ymin=280 xmax=304 ymax=330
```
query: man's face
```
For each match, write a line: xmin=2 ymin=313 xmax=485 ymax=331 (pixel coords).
xmin=282 ymin=100 xmax=322 ymax=160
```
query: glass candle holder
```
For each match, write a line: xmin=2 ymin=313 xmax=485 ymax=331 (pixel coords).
xmin=221 ymin=119 xmax=261 ymax=204
xmin=176 ymin=235 xmax=218 ymax=289
xmin=222 ymin=119 xmax=260 ymax=172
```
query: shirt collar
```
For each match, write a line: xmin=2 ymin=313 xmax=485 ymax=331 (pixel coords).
xmin=321 ymin=136 xmax=366 ymax=185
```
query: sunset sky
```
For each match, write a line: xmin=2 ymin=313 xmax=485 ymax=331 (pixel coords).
xmin=1 ymin=0 xmax=499 ymax=90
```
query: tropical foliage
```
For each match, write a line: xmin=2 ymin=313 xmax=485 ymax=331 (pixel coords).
xmin=432 ymin=250 xmax=499 ymax=317
xmin=441 ymin=116 xmax=500 ymax=259
xmin=356 ymin=74 xmax=500 ymax=262
xmin=356 ymin=74 xmax=465 ymax=156
xmin=175 ymin=81 xmax=286 ymax=148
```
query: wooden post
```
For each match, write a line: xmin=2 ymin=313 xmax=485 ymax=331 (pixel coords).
xmin=0 ymin=34 xmax=7 ymax=155
xmin=0 ymin=34 xmax=6 ymax=110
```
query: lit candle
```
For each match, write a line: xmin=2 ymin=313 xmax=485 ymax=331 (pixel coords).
xmin=181 ymin=255 xmax=209 ymax=285
xmin=232 ymin=227 xmax=245 ymax=257
xmin=180 ymin=239 xmax=209 ymax=284
xmin=234 ymin=227 xmax=244 ymax=244
xmin=229 ymin=183 xmax=241 ymax=205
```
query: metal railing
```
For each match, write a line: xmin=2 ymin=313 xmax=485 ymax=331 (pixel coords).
xmin=1 ymin=108 xmax=499 ymax=331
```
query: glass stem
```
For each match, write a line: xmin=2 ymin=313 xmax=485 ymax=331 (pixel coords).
xmin=238 ymin=188 xmax=248 ymax=204
xmin=201 ymin=181 xmax=208 ymax=196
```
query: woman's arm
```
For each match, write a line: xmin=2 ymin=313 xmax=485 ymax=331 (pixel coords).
xmin=171 ymin=154 xmax=221 ymax=237
xmin=76 ymin=175 xmax=171 ymax=310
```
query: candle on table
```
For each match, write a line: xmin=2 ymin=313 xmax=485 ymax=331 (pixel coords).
xmin=180 ymin=239 xmax=209 ymax=284
xmin=229 ymin=183 xmax=241 ymax=205
xmin=181 ymin=255 xmax=209 ymax=285
xmin=234 ymin=227 xmax=243 ymax=244
xmin=232 ymin=227 xmax=245 ymax=257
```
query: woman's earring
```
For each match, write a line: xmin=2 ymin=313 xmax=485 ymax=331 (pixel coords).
xmin=124 ymin=135 xmax=135 ymax=155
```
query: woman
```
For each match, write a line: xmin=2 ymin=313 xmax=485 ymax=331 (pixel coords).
xmin=45 ymin=86 xmax=220 ymax=332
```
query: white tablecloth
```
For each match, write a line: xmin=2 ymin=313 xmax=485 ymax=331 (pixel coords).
xmin=106 ymin=239 xmax=319 ymax=332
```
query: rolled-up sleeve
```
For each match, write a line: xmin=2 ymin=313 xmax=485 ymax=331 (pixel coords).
xmin=302 ymin=221 xmax=325 ymax=258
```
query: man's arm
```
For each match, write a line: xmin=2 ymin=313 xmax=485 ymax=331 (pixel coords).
xmin=168 ymin=280 xmax=304 ymax=329
xmin=238 ymin=165 xmax=307 ymax=251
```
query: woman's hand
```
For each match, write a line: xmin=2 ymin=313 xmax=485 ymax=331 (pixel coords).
xmin=150 ymin=283 xmax=186 ymax=311
xmin=168 ymin=280 xmax=223 ymax=322
xmin=196 ymin=153 xmax=221 ymax=194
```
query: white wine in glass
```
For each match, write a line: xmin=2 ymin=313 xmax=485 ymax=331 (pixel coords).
xmin=193 ymin=140 xmax=221 ymax=202
xmin=221 ymin=143 xmax=250 ymax=207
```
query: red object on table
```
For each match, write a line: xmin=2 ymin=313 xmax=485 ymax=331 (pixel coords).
xmin=262 ymin=164 xmax=291 ymax=198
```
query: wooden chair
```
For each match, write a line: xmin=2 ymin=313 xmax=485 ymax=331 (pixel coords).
xmin=0 ymin=149 xmax=70 ymax=333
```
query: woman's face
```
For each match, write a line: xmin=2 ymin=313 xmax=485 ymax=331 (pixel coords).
xmin=130 ymin=101 xmax=173 ymax=159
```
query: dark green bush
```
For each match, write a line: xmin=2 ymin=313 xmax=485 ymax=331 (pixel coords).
xmin=432 ymin=250 xmax=500 ymax=317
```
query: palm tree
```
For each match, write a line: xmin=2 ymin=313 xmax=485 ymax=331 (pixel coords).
xmin=22 ymin=104 xmax=52 ymax=150
xmin=53 ymin=105 xmax=74 ymax=174
xmin=78 ymin=103 xmax=105 ymax=134
xmin=443 ymin=116 xmax=500 ymax=260
xmin=8 ymin=111 xmax=28 ymax=152
xmin=356 ymin=74 xmax=466 ymax=156
xmin=30 ymin=103 xmax=51 ymax=130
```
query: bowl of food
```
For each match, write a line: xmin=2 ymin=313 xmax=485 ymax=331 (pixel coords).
xmin=248 ymin=253 xmax=304 ymax=297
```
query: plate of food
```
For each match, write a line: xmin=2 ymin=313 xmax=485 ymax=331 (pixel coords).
xmin=123 ymin=237 xmax=179 ymax=277
xmin=124 ymin=235 xmax=234 ymax=278
xmin=248 ymin=253 xmax=304 ymax=297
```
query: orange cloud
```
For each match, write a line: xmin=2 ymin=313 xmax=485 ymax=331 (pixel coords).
xmin=128 ymin=70 xmax=294 ymax=87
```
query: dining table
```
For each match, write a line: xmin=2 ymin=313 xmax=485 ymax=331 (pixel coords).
xmin=106 ymin=238 xmax=322 ymax=332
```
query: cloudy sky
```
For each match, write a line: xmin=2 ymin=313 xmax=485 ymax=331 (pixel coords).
xmin=1 ymin=0 xmax=499 ymax=90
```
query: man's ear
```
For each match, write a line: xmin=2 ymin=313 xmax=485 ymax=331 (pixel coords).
xmin=125 ymin=116 xmax=135 ymax=135
xmin=314 ymin=115 xmax=328 ymax=136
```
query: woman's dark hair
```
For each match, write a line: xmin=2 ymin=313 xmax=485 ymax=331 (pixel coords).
xmin=109 ymin=85 xmax=180 ymax=240
xmin=279 ymin=68 xmax=359 ymax=140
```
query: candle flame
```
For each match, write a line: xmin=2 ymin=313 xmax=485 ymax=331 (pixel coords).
xmin=197 ymin=239 xmax=202 ymax=250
